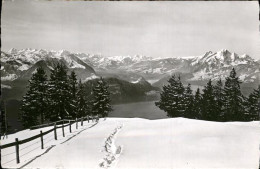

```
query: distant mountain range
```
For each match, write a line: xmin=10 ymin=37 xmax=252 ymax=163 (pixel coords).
xmin=1 ymin=48 xmax=95 ymax=82
xmin=1 ymin=48 xmax=260 ymax=94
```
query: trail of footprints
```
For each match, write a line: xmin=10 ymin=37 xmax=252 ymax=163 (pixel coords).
xmin=99 ymin=124 xmax=123 ymax=169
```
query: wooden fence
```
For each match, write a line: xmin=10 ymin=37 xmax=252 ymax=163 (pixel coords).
xmin=0 ymin=116 xmax=96 ymax=164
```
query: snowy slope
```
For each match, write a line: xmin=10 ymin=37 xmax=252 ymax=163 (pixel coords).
xmin=2 ymin=118 xmax=259 ymax=169
xmin=1 ymin=121 xmax=98 ymax=168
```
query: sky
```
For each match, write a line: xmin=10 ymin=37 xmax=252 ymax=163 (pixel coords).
xmin=2 ymin=1 xmax=260 ymax=59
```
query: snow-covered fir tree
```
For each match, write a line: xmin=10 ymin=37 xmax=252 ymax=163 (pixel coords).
xmin=183 ymin=84 xmax=195 ymax=118
xmin=245 ymin=85 xmax=260 ymax=121
xmin=194 ymin=88 xmax=202 ymax=119
xmin=176 ymin=76 xmax=186 ymax=114
xmin=76 ymin=80 xmax=91 ymax=118
xmin=68 ymin=71 xmax=78 ymax=118
xmin=20 ymin=67 xmax=48 ymax=127
xmin=91 ymin=77 xmax=112 ymax=118
xmin=201 ymin=79 xmax=218 ymax=121
xmin=47 ymin=63 xmax=71 ymax=121
xmin=155 ymin=75 xmax=185 ymax=117
xmin=223 ymin=68 xmax=245 ymax=121
xmin=214 ymin=79 xmax=224 ymax=121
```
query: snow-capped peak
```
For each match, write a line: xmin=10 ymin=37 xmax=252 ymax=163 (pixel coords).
xmin=8 ymin=48 xmax=18 ymax=54
xmin=58 ymin=50 xmax=71 ymax=56
xmin=219 ymin=48 xmax=229 ymax=54
xmin=192 ymin=49 xmax=254 ymax=65
xmin=188 ymin=49 xmax=259 ymax=82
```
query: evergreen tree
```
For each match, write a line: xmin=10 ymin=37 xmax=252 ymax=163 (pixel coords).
xmin=183 ymin=84 xmax=195 ymax=118
xmin=223 ymin=68 xmax=245 ymax=121
xmin=176 ymin=76 xmax=186 ymax=115
xmin=20 ymin=67 xmax=48 ymax=127
xmin=201 ymin=79 xmax=218 ymax=121
xmin=246 ymin=85 xmax=260 ymax=121
xmin=92 ymin=77 xmax=112 ymax=118
xmin=194 ymin=88 xmax=202 ymax=119
xmin=48 ymin=63 xmax=71 ymax=121
xmin=155 ymin=75 xmax=185 ymax=117
xmin=68 ymin=71 xmax=78 ymax=118
xmin=214 ymin=79 xmax=224 ymax=121
xmin=155 ymin=81 xmax=174 ymax=117
xmin=76 ymin=80 xmax=91 ymax=118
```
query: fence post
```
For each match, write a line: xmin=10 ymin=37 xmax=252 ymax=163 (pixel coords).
xmin=15 ymin=138 xmax=20 ymax=164
xmin=87 ymin=116 xmax=89 ymax=123
xmin=69 ymin=120 xmax=72 ymax=133
xmin=62 ymin=123 xmax=65 ymax=137
xmin=40 ymin=130 xmax=44 ymax=149
xmin=54 ymin=123 xmax=57 ymax=140
xmin=81 ymin=117 xmax=83 ymax=126
xmin=76 ymin=118 xmax=78 ymax=129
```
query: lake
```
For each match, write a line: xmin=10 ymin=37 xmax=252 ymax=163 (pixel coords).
xmin=109 ymin=101 xmax=168 ymax=120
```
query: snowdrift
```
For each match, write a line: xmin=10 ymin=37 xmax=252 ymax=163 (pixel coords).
xmin=1 ymin=118 xmax=259 ymax=169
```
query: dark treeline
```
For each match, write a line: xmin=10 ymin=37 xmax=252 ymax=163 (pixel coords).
xmin=156 ymin=68 xmax=260 ymax=122
xmin=20 ymin=63 xmax=112 ymax=128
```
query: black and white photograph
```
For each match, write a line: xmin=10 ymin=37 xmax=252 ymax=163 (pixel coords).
xmin=1 ymin=1 xmax=260 ymax=169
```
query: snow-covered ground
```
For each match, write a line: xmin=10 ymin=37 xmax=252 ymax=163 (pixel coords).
xmin=1 ymin=118 xmax=260 ymax=169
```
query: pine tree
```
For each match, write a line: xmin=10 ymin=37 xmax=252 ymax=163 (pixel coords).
xmin=183 ymin=84 xmax=195 ymax=118
xmin=201 ymin=79 xmax=218 ymax=121
xmin=20 ymin=67 xmax=48 ymax=127
xmin=47 ymin=63 xmax=71 ymax=121
xmin=68 ymin=71 xmax=78 ymax=118
xmin=214 ymin=79 xmax=224 ymax=121
xmin=194 ymin=88 xmax=202 ymax=119
xmin=223 ymin=68 xmax=245 ymax=121
xmin=155 ymin=82 xmax=174 ymax=116
xmin=155 ymin=75 xmax=185 ymax=117
xmin=76 ymin=80 xmax=90 ymax=118
xmin=246 ymin=85 xmax=260 ymax=121
xmin=92 ymin=77 xmax=112 ymax=118
xmin=176 ymin=76 xmax=186 ymax=115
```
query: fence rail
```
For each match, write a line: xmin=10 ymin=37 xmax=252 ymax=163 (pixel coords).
xmin=30 ymin=119 xmax=75 ymax=130
xmin=0 ymin=115 xmax=97 ymax=164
